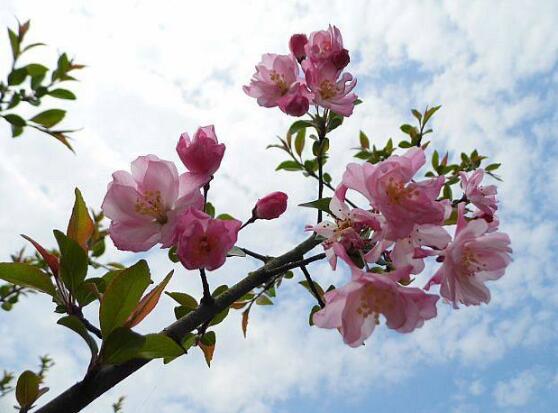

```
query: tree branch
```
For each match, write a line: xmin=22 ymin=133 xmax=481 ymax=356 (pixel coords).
xmin=35 ymin=235 xmax=322 ymax=413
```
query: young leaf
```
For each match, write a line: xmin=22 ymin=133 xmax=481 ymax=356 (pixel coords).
xmin=21 ymin=234 xmax=59 ymax=277
xmin=124 ymin=271 xmax=173 ymax=328
xmin=3 ymin=114 xmax=26 ymax=127
xmin=67 ymin=188 xmax=95 ymax=251
xmin=0 ymin=263 xmax=56 ymax=297
xmin=165 ymin=291 xmax=198 ymax=310
xmin=57 ymin=315 xmax=99 ymax=359
xmin=53 ymin=230 xmax=88 ymax=296
xmin=242 ymin=309 xmax=249 ymax=338
xmin=99 ymin=260 xmax=151 ymax=337
xmin=100 ymin=328 xmax=146 ymax=365
xmin=359 ymin=131 xmax=370 ymax=149
xmin=423 ymin=105 xmax=441 ymax=125
xmin=30 ymin=109 xmax=66 ymax=128
xmin=287 ymin=120 xmax=313 ymax=137
xmin=275 ymin=160 xmax=303 ymax=171
xmin=8 ymin=28 xmax=19 ymax=59
xmin=199 ymin=331 xmax=216 ymax=367
xmin=294 ymin=127 xmax=305 ymax=156
xmin=255 ymin=295 xmax=273 ymax=305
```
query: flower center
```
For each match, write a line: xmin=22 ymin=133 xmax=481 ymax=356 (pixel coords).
xmin=462 ymin=247 xmax=486 ymax=275
xmin=356 ymin=284 xmax=395 ymax=325
xmin=319 ymin=79 xmax=337 ymax=100
xmin=135 ymin=190 xmax=167 ymax=224
xmin=270 ymin=71 xmax=289 ymax=95
xmin=385 ymin=178 xmax=418 ymax=205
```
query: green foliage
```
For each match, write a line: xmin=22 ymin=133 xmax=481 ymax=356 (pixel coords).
xmin=57 ymin=315 xmax=99 ymax=360
xmin=100 ymin=328 xmax=146 ymax=365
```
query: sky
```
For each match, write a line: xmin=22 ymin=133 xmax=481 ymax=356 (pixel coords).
xmin=0 ymin=1 xmax=557 ymax=412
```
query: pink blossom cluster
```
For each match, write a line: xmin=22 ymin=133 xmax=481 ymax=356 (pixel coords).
xmin=243 ymin=25 xmax=358 ymax=117
xmin=101 ymin=126 xmax=287 ymax=272
xmin=308 ymin=148 xmax=512 ymax=347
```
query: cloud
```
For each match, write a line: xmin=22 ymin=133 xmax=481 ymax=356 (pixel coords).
xmin=493 ymin=369 xmax=539 ymax=408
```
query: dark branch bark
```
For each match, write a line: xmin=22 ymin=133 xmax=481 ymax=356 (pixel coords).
xmin=35 ymin=235 xmax=322 ymax=413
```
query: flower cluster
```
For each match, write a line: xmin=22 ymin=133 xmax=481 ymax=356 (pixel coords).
xmin=243 ymin=25 xmax=358 ymax=117
xmin=102 ymin=126 xmax=287 ymax=272
xmin=309 ymin=147 xmax=512 ymax=347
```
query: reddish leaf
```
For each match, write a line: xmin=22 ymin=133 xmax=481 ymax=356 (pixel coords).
xmin=198 ymin=331 xmax=216 ymax=367
xmin=242 ymin=309 xmax=250 ymax=338
xmin=21 ymin=234 xmax=59 ymax=277
xmin=67 ymin=188 xmax=94 ymax=250
xmin=124 ymin=271 xmax=173 ymax=328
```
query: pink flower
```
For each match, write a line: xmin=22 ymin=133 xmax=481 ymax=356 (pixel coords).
xmin=460 ymin=169 xmax=498 ymax=217
xmin=254 ymin=191 xmax=288 ymax=220
xmin=277 ymin=82 xmax=312 ymax=117
xmin=175 ymin=208 xmax=241 ymax=271
xmin=314 ymin=266 xmax=439 ymax=347
xmin=289 ymin=33 xmax=308 ymax=62
xmin=305 ymin=25 xmax=344 ymax=64
xmin=338 ymin=148 xmax=446 ymax=240
xmin=101 ymin=155 xmax=204 ymax=252
xmin=243 ymin=54 xmax=300 ymax=108
xmin=177 ymin=125 xmax=225 ymax=187
xmin=425 ymin=204 xmax=512 ymax=308
xmin=303 ymin=61 xmax=357 ymax=117
xmin=392 ymin=224 xmax=451 ymax=274
xmin=306 ymin=196 xmax=382 ymax=270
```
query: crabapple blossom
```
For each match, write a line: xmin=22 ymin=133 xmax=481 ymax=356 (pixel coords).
xmin=101 ymin=155 xmax=204 ymax=252
xmin=304 ymin=25 xmax=344 ymax=64
xmin=460 ymin=169 xmax=498 ymax=217
xmin=425 ymin=204 xmax=512 ymax=308
xmin=176 ymin=125 xmax=225 ymax=186
xmin=175 ymin=208 xmax=241 ymax=271
xmin=289 ymin=33 xmax=308 ymax=62
xmin=254 ymin=191 xmax=288 ymax=220
xmin=314 ymin=266 xmax=439 ymax=347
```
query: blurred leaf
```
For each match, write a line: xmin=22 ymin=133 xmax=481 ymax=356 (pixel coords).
xmin=199 ymin=331 xmax=216 ymax=367
xmin=242 ymin=309 xmax=249 ymax=338
xmin=255 ymin=295 xmax=273 ymax=305
xmin=359 ymin=131 xmax=369 ymax=149
xmin=15 ymin=370 xmax=40 ymax=408
xmin=8 ymin=28 xmax=19 ymax=59
xmin=204 ymin=201 xmax=215 ymax=217
xmin=411 ymin=109 xmax=422 ymax=122
xmin=227 ymin=246 xmax=246 ymax=257
xmin=216 ymin=213 xmax=235 ymax=221
xmin=21 ymin=234 xmax=59 ymax=277
xmin=299 ymin=279 xmax=325 ymax=297
xmin=327 ymin=112 xmax=343 ymax=132
xmin=30 ymin=109 xmax=66 ymax=128
xmin=101 ymin=327 xmax=145 ymax=365
xmin=67 ymin=188 xmax=95 ymax=251
xmin=99 ymin=260 xmax=151 ymax=337
xmin=47 ymin=88 xmax=76 ymax=100
xmin=25 ymin=63 xmax=48 ymax=76
xmin=294 ymin=127 xmax=305 ymax=156
xmin=22 ymin=42 xmax=45 ymax=52
xmin=125 ymin=271 xmax=173 ymax=328
xmin=276 ymin=160 xmax=303 ymax=171
xmin=7 ymin=68 xmax=26 ymax=85
xmin=3 ymin=114 xmax=26 ymax=127
xmin=308 ymin=304 xmax=321 ymax=326
xmin=423 ymin=105 xmax=441 ymax=125
xmin=287 ymin=120 xmax=313 ymax=137
xmin=0 ymin=263 xmax=56 ymax=297
xmin=165 ymin=291 xmax=198 ymax=310
xmin=57 ymin=315 xmax=98 ymax=359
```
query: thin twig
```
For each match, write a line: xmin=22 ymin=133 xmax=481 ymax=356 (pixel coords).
xmin=300 ymin=264 xmax=325 ymax=308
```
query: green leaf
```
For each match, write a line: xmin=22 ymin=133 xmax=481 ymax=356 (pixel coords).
xmin=287 ymin=120 xmax=313 ymax=137
xmin=204 ymin=201 xmax=215 ymax=218
xmin=411 ymin=109 xmax=422 ymax=122
xmin=174 ymin=305 xmax=193 ymax=319
xmin=323 ymin=172 xmax=332 ymax=184
xmin=400 ymin=124 xmax=413 ymax=135
xmin=7 ymin=68 xmax=27 ymax=85
xmin=212 ymin=284 xmax=228 ymax=297
xmin=165 ymin=291 xmax=198 ymax=310
xmin=255 ymin=295 xmax=273 ymax=305
xmin=22 ymin=42 xmax=45 ymax=52
xmin=99 ymin=260 xmax=151 ymax=337
xmin=3 ymin=114 xmax=26 ymax=127
xmin=124 ymin=271 xmax=173 ymax=328
xmin=359 ymin=131 xmax=370 ymax=149
xmin=227 ymin=246 xmax=246 ymax=257
xmin=137 ymin=334 xmax=184 ymax=360
xmin=354 ymin=98 xmax=363 ymax=105
xmin=16 ymin=370 xmax=40 ymax=408
xmin=298 ymin=197 xmax=332 ymax=215
xmin=485 ymin=163 xmax=501 ymax=172
xmin=11 ymin=125 xmax=24 ymax=138
xmin=294 ymin=127 xmax=305 ymax=156
xmin=276 ymin=160 xmax=303 ymax=171
xmin=423 ymin=105 xmax=441 ymax=125
xmin=308 ymin=304 xmax=321 ymax=326
xmin=57 ymin=315 xmax=99 ymax=359
xmin=67 ymin=188 xmax=95 ymax=251
xmin=168 ymin=246 xmax=179 ymax=263
xmin=8 ymin=28 xmax=19 ymax=59
xmin=48 ymin=88 xmax=76 ymax=100
xmin=216 ymin=213 xmax=236 ymax=221
xmin=100 ymin=327 xmax=145 ymax=365
xmin=398 ymin=141 xmax=413 ymax=149
xmin=25 ymin=63 xmax=48 ymax=76
xmin=299 ymin=279 xmax=325 ymax=297
xmin=327 ymin=112 xmax=344 ymax=132
xmin=30 ymin=109 xmax=66 ymax=128
xmin=54 ymin=230 xmax=88 ymax=297
xmin=7 ymin=93 xmax=21 ymax=109
xmin=432 ymin=150 xmax=439 ymax=170
xmin=0 ymin=263 xmax=56 ymax=297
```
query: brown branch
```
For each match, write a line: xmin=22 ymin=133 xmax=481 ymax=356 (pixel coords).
xmin=35 ymin=235 xmax=322 ymax=413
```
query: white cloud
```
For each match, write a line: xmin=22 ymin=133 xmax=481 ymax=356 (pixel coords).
xmin=493 ymin=369 xmax=539 ymax=408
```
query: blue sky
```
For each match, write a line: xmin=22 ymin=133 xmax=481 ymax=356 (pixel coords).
xmin=1 ymin=1 xmax=557 ymax=412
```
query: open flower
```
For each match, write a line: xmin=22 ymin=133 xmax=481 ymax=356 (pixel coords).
xmin=305 ymin=25 xmax=344 ymax=64
xmin=314 ymin=266 xmax=439 ymax=347
xmin=175 ymin=208 xmax=241 ymax=271
xmin=460 ymin=169 xmax=498 ymax=217
xmin=338 ymin=148 xmax=446 ymax=240
xmin=101 ymin=155 xmax=204 ymax=252
xmin=243 ymin=54 xmax=300 ymax=108
xmin=425 ymin=204 xmax=512 ymax=308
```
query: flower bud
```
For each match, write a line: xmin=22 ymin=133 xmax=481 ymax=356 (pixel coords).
xmin=176 ymin=125 xmax=225 ymax=179
xmin=289 ymin=33 xmax=308 ymax=62
xmin=254 ymin=192 xmax=288 ymax=220
xmin=331 ymin=48 xmax=350 ymax=70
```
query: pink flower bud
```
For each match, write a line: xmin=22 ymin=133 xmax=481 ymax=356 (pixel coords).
xmin=289 ymin=33 xmax=308 ymax=62
xmin=277 ymin=82 xmax=312 ymax=117
xmin=331 ymin=48 xmax=350 ymax=70
xmin=254 ymin=191 xmax=288 ymax=220
xmin=176 ymin=125 xmax=225 ymax=181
